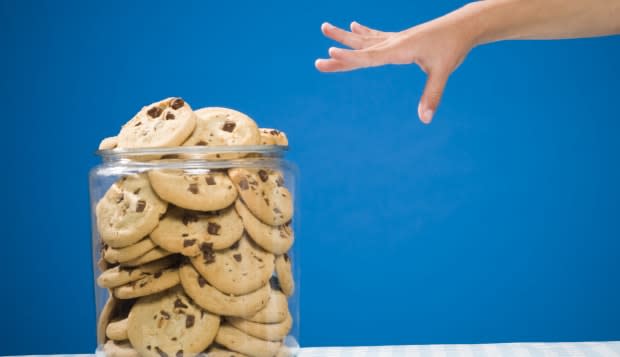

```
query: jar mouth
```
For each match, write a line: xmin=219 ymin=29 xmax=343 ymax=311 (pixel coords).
xmin=97 ymin=145 xmax=288 ymax=161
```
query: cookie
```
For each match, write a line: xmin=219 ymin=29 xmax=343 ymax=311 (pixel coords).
xmin=113 ymin=266 xmax=179 ymax=299
xmin=117 ymin=97 xmax=197 ymax=148
xmin=190 ymin=235 xmax=274 ymax=296
xmin=246 ymin=284 xmax=289 ymax=324
xmin=183 ymin=107 xmax=260 ymax=147
xmin=235 ymin=200 xmax=293 ymax=255
xmin=227 ymin=311 xmax=293 ymax=341
xmin=103 ymin=237 xmax=157 ymax=264
xmin=275 ymin=254 xmax=294 ymax=297
xmin=121 ymin=247 xmax=174 ymax=267
xmin=179 ymin=263 xmax=270 ymax=318
xmin=98 ymin=297 xmax=135 ymax=345
xmin=96 ymin=174 xmax=168 ymax=248
xmin=148 ymin=169 xmax=237 ymax=211
xmin=106 ymin=317 xmax=128 ymax=341
xmin=228 ymin=168 xmax=293 ymax=226
xmin=150 ymin=205 xmax=243 ymax=256
xmin=205 ymin=346 xmax=249 ymax=357
xmin=99 ymin=136 xmax=119 ymax=150
xmin=259 ymin=129 xmax=288 ymax=146
xmin=214 ymin=324 xmax=281 ymax=357
xmin=102 ymin=340 xmax=140 ymax=357
xmin=97 ymin=255 xmax=179 ymax=289
xmin=127 ymin=287 xmax=220 ymax=357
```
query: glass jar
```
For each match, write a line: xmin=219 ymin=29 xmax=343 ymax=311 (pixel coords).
xmin=89 ymin=146 xmax=299 ymax=357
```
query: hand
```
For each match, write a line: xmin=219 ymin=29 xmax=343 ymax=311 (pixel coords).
xmin=316 ymin=16 xmax=476 ymax=124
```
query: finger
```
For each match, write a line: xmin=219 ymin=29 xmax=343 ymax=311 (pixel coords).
xmin=418 ymin=70 xmax=450 ymax=124
xmin=350 ymin=21 xmax=380 ymax=35
xmin=321 ymin=22 xmax=364 ymax=49
xmin=315 ymin=58 xmax=356 ymax=72
xmin=328 ymin=46 xmax=390 ymax=71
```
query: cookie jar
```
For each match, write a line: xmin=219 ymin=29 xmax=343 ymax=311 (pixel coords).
xmin=89 ymin=145 xmax=299 ymax=357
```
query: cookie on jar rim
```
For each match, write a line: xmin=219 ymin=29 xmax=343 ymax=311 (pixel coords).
xmin=96 ymin=173 xmax=167 ymax=249
xmin=235 ymin=199 xmax=293 ymax=255
xmin=259 ymin=128 xmax=288 ymax=146
xmin=228 ymin=168 xmax=293 ymax=226
xmin=117 ymin=97 xmax=197 ymax=148
xmin=179 ymin=262 xmax=270 ymax=318
xmin=127 ymin=286 xmax=220 ymax=357
xmin=183 ymin=107 xmax=260 ymax=147
xmin=150 ymin=205 xmax=243 ymax=256
xmin=148 ymin=169 xmax=237 ymax=212
xmin=190 ymin=234 xmax=274 ymax=296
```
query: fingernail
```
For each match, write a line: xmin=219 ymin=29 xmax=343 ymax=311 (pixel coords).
xmin=421 ymin=109 xmax=434 ymax=124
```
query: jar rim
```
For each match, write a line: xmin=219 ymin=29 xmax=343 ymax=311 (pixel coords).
xmin=96 ymin=145 xmax=288 ymax=160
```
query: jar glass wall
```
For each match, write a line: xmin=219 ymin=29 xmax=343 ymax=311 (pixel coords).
xmin=89 ymin=146 xmax=299 ymax=357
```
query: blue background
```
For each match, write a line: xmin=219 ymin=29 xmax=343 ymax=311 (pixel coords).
xmin=1 ymin=0 xmax=619 ymax=354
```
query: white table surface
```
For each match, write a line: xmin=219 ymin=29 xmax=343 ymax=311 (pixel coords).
xmin=7 ymin=341 xmax=620 ymax=357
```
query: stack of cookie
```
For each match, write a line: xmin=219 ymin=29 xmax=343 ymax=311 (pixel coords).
xmin=93 ymin=98 xmax=296 ymax=357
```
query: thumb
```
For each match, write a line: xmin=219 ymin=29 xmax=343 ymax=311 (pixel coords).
xmin=418 ymin=70 xmax=449 ymax=124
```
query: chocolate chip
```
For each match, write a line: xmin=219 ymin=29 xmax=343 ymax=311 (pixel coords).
xmin=188 ymin=183 xmax=199 ymax=194
xmin=270 ymin=129 xmax=280 ymax=135
xmin=154 ymin=271 xmax=163 ymax=278
xmin=275 ymin=176 xmax=285 ymax=187
xmin=116 ymin=194 xmax=124 ymax=203
xmin=182 ymin=212 xmax=199 ymax=225
xmin=161 ymin=154 xmax=179 ymax=159
xmin=174 ymin=298 xmax=188 ymax=309
xmin=238 ymin=178 xmax=249 ymax=190
xmin=200 ymin=242 xmax=215 ymax=264
xmin=182 ymin=233 xmax=189 ymax=237
xmin=185 ymin=314 xmax=195 ymax=328
xmin=205 ymin=176 xmax=216 ymax=185
xmin=196 ymin=140 xmax=207 ymax=146
xmin=171 ymin=337 xmax=177 ymax=341
xmin=170 ymin=98 xmax=185 ymax=109
xmin=183 ymin=239 xmax=196 ymax=247
xmin=273 ymin=207 xmax=282 ymax=214
xmin=270 ymin=276 xmax=282 ymax=291
xmin=147 ymin=345 xmax=152 ymax=351
xmin=165 ymin=112 xmax=175 ymax=120
xmin=176 ymin=350 xmax=183 ymax=357
xmin=136 ymin=200 xmax=146 ymax=212
xmin=134 ymin=121 xmax=142 ymax=127
xmin=233 ymin=254 xmax=242 ymax=262
xmin=197 ymin=275 xmax=207 ymax=287
xmin=253 ymin=255 xmax=263 ymax=263
xmin=258 ymin=170 xmax=269 ymax=182
xmin=207 ymin=222 xmax=221 ymax=235
xmin=222 ymin=121 xmax=236 ymax=132
xmin=155 ymin=346 xmax=168 ymax=357
xmin=283 ymin=253 xmax=290 ymax=262
xmin=160 ymin=310 xmax=171 ymax=319
xmin=147 ymin=106 xmax=163 ymax=118
xmin=133 ymin=188 xmax=141 ymax=194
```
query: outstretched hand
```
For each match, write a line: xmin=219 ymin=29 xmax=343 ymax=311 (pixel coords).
xmin=316 ymin=17 xmax=475 ymax=124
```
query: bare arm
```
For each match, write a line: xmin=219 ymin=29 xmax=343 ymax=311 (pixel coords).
xmin=316 ymin=0 xmax=620 ymax=124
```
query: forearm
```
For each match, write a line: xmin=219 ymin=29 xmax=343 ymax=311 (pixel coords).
xmin=454 ymin=0 xmax=620 ymax=45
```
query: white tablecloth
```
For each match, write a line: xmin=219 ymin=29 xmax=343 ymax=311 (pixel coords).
xmin=8 ymin=342 xmax=620 ymax=357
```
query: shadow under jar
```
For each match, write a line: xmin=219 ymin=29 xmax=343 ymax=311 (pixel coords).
xmin=89 ymin=146 xmax=299 ymax=357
